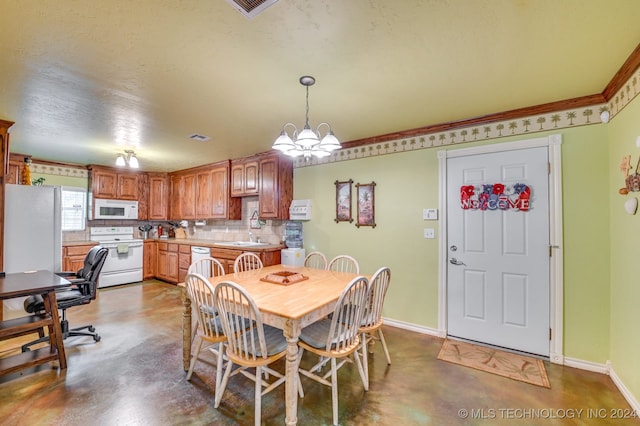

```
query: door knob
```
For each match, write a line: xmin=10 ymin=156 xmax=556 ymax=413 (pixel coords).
xmin=449 ymin=258 xmax=466 ymax=266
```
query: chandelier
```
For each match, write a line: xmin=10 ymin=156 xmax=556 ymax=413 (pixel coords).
xmin=115 ymin=149 xmax=139 ymax=168
xmin=272 ymin=75 xmax=341 ymax=159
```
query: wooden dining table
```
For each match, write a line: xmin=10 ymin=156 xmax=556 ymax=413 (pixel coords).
xmin=0 ymin=270 xmax=70 ymax=376
xmin=179 ymin=264 xmax=360 ymax=426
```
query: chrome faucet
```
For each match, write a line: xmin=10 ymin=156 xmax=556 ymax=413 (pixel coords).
xmin=249 ymin=231 xmax=254 ymax=242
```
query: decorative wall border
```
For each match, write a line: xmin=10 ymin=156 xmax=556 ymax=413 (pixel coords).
xmin=293 ymin=64 xmax=640 ymax=169
xmin=30 ymin=162 xmax=88 ymax=178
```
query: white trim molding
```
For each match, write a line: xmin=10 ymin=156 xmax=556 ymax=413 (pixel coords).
xmin=437 ymin=134 xmax=564 ymax=364
xmin=382 ymin=318 xmax=443 ymax=338
xmin=609 ymin=364 xmax=640 ymax=416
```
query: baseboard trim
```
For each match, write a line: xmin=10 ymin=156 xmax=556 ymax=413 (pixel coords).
xmin=382 ymin=317 xmax=444 ymax=338
xmin=609 ymin=364 xmax=640 ymax=416
xmin=563 ymin=356 xmax=610 ymax=374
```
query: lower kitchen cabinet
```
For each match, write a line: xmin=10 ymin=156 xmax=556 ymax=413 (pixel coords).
xmin=156 ymin=242 xmax=179 ymax=283
xmin=143 ymin=240 xmax=157 ymax=280
xmin=210 ymin=246 xmax=282 ymax=274
xmin=152 ymin=241 xmax=282 ymax=282
xmin=178 ymin=244 xmax=191 ymax=283
xmin=62 ymin=242 xmax=98 ymax=273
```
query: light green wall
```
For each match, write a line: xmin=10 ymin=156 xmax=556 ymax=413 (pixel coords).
xmin=294 ymin=125 xmax=611 ymax=363
xmin=608 ymin=95 xmax=640 ymax=400
xmin=294 ymin=151 xmax=440 ymax=327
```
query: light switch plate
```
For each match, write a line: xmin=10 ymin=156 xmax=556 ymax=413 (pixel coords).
xmin=423 ymin=208 xmax=438 ymax=220
xmin=424 ymin=228 xmax=435 ymax=239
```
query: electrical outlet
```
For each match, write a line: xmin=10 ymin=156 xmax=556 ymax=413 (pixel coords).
xmin=424 ymin=228 xmax=435 ymax=239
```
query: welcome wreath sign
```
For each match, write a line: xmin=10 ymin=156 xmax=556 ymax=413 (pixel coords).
xmin=460 ymin=183 xmax=531 ymax=211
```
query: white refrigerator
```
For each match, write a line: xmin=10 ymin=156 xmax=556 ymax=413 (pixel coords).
xmin=3 ymin=184 xmax=62 ymax=316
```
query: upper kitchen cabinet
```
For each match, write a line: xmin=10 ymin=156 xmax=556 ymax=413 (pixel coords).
xmin=231 ymin=157 xmax=259 ymax=197
xmin=211 ymin=162 xmax=241 ymax=220
xmin=195 ymin=168 xmax=213 ymax=218
xmin=168 ymin=174 xmax=182 ymax=220
xmin=180 ymin=173 xmax=197 ymax=219
xmin=169 ymin=161 xmax=240 ymax=221
xmin=258 ymin=153 xmax=293 ymax=220
xmin=0 ymin=118 xmax=16 ymax=273
xmin=168 ymin=171 xmax=196 ymax=220
xmin=147 ymin=172 xmax=169 ymax=221
xmin=88 ymin=165 xmax=140 ymax=200
xmin=6 ymin=153 xmax=31 ymax=185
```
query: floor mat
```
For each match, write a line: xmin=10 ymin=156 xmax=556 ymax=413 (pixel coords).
xmin=437 ymin=339 xmax=550 ymax=388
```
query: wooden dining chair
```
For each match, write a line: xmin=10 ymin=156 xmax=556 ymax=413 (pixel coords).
xmin=327 ymin=254 xmax=360 ymax=274
xmin=295 ymin=275 xmax=370 ymax=426
xmin=188 ymin=256 xmax=225 ymax=277
xmin=187 ymin=257 xmax=226 ymax=342
xmin=359 ymin=266 xmax=392 ymax=389
xmin=213 ymin=280 xmax=288 ymax=426
xmin=184 ymin=273 xmax=228 ymax=404
xmin=304 ymin=251 xmax=328 ymax=269
xmin=233 ymin=252 xmax=263 ymax=273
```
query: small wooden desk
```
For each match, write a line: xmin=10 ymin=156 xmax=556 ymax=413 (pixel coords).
xmin=0 ymin=270 xmax=70 ymax=375
xmin=180 ymin=264 xmax=359 ymax=426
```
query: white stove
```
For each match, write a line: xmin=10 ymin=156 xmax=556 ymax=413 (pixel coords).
xmin=90 ymin=226 xmax=143 ymax=288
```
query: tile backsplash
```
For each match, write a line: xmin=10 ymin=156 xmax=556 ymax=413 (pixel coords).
xmin=67 ymin=197 xmax=286 ymax=244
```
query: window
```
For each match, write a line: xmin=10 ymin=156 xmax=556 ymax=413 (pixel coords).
xmin=61 ymin=187 xmax=86 ymax=231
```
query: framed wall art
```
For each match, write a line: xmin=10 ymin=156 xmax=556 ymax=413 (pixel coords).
xmin=334 ymin=179 xmax=353 ymax=223
xmin=356 ymin=181 xmax=376 ymax=228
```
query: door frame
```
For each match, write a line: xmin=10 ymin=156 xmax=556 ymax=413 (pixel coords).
xmin=437 ymin=134 xmax=564 ymax=364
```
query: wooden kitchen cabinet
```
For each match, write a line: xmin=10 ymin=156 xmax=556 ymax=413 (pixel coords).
xmin=0 ymin=119 xmax=14 ymax=278
xmin=181 ymin=173 xmax=196 ymax=220
xmin=137 ymin=172 xmax=149 ymax=221
xmin=156 ymin=242 xmax=179 ymax=283
xmin=148 ymin=173 xmax=168 ymax=220
xmin=169 ymin=161 xmax=240 ymax=221
xmin=7 ymin=153 xmax=30 ymax=185
xmin=169 ymin=174 xmax=182 ymax=220
xmin=62 ymin=243 xmax=98 ymax=272
xmin=143 ymin=240 xmax=157 ymax=280
xmin=88 ymin=166 xmax=141 ymax=201
xmin=195 ymin=169 xmax=213 ymax=219
xmin=210 ymin=161 xmax=241 ymax=220
xmin=210 ymin=246 xmax=282 ymax=274
xmin=168 ymin=172 xmax=196 ymax=220
xmin=258 ymin=153 xmax=293 ymax=219
xmin=178 ymin=244 xmax=191 ymax=283
xmin=231 ymin=157 xmax=259 ymax=197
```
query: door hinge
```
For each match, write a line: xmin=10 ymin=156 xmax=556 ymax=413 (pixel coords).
xmin=548 ymin=162 xmax=551 ymax=174
xmin=549 ymin=328 xmax=552 ymax=340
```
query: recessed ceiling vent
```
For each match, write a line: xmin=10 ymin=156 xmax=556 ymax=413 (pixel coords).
xmin=189 ymin=134 xmax=210 ymax=142
xmin=225 ymin=0 xmax=279 ymax=19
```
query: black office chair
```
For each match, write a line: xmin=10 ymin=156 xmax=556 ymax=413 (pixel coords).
xmin=22 ymin=245 xmax=109 ymax=352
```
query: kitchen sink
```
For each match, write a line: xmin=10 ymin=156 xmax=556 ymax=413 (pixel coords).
xmin=214 ymin=241 xmax=269 ymax=247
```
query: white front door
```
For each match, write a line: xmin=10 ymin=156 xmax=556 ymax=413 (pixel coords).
xmin=446 ymin=146 xmax=550 ymax=356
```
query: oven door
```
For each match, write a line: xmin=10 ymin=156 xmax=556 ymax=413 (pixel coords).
xmin=99 ymin=241 xmax=143 ymax=287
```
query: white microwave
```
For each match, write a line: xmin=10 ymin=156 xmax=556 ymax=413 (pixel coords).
xmin=94 ymin=199 xmax=139 ymax=220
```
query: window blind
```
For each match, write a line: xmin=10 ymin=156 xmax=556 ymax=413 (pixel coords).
xmin=61 ymin=187 xmax=86 ymax=231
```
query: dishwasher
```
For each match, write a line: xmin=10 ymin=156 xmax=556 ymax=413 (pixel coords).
xmin=190 ymin=246 xmax=211 ymax=274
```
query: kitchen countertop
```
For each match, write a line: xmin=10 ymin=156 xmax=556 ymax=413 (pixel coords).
xmin=145 ymin=238 xmax=285 ymax=251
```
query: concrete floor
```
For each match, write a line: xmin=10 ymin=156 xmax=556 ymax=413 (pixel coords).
xmin=0 ymin=281 xmax=637 ymax=425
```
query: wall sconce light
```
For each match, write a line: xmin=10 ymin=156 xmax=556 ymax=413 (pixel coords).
xmin=116 ymin=149 xmax=139 ymax=168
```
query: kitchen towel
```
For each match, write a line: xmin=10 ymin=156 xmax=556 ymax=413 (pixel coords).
xmin=116 ymin=243 xmax=129 ymax=254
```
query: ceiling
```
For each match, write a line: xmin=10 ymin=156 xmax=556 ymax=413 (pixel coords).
xmin=1 ymin=0 xmax=640 ymax=172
